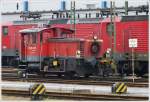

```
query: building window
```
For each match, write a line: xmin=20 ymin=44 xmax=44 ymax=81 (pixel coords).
xmin=86 ymin=4 xmax=96 ymax=9
xmin=89 ymin=13 xmax=91 ymax=18
xmin=96 ymin=13 xmax=99 ymax=18
xmin=2 ymin=26 xmax=8 ymax=35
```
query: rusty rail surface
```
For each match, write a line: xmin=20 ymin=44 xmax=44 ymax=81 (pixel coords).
xmin=2 ymin=67 xmax=148 ymax=87
xmin=2 ymin=76 xmax=148 ymax=88
xmin=2 ymin=89 xmax=148 ymax=101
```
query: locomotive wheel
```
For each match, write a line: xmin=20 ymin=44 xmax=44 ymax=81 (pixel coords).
xmin=135 ymin=62 xmax=144 ymax=77
xmin=18 ymin=71 xmax=22 ymax=78
xmin=9 ymin=59 xmax=14 ymax=67
xmin=18 ymin=70 xmax=27 ymax=78
xmin=98 ymin=68 xmax=104 ymax=76
xmin=57 ymin=73 xmax=62 ymax=77
xmin=118 ymin=62 xmax=130 ymax=77
xmin=65 ymin=71 xmax=75 ymax=79
xmin=22 ymin=72 xmax=26 ymax=78
xmin=39 ymin=72 xmax=46 ymax=78
xmin=103 ymin=65 xmax=113 ymax=77
xmin=84 ymin=74 xmax=90 ymax=78
xmin=96 ymin=62 xmax=104 ymax=76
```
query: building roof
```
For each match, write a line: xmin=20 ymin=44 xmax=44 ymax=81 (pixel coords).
xmin=19 ymin=26 xmax=74 ymax=34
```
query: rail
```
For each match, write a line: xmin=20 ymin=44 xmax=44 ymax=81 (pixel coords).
xmin=2 ymin=89 xmax=148 ymax=101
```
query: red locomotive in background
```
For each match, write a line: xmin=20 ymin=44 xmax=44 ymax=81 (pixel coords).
xmin=2 ymin=23 xmax=37 ymax=66
xmin=2 ymin=15 xmax=148 ymax=77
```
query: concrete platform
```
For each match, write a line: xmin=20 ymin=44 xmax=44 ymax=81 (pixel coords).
xmin=1 ymin=81 xmax=149 ymax=97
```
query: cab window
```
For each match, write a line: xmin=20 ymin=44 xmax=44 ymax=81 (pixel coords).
xmin=106 ymin=23 xmax=114 ymax=35
xmin=32 ymin=33 xmax=37 ymax=44
xmin=40 ymin=32 xmax=43 ymax=43
xmin=2 ymin=26 xmax=8 ymax=35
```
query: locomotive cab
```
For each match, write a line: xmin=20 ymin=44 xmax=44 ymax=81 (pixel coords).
xmin=19 ymin=28 xmax=50 ymax=74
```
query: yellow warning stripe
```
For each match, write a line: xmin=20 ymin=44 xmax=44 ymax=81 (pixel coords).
xmin=116 ymin=83 xmax=124 ymax=93
xmin=33 ymin=84 xmax=43 ymax=95
xmin=38 ymin=87 xmax=46 ymax=95
xmin=120 ymin=85 xmax=127 ymax=93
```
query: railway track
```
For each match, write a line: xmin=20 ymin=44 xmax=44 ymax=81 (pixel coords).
xmin=2 ymin=76 xmax=148 ymax=87
xmin=2 ymin=89 xmax=148 ymax=101
xmin=2 ymin=67 xmax=148 ymax=87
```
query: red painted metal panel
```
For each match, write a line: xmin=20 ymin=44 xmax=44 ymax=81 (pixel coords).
xmin=48 ymin=41 xmax=79 ymax=57
xmin=2 ymin=24 xmax=37 ymax=50
xmin=3 ymin=16 xmax=148 ymax=60
xmin=122 ymin=21 xmax=148 ymax=53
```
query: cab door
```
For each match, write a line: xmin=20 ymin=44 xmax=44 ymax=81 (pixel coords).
xmin=27 ymin=33 xmax=40 ymax=62
xmin=22 ymin=33 xmax=40 ymax=62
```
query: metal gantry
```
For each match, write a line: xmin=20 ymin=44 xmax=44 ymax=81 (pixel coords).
xmin=2 ymin=2 xmax=148 ymax=20
xmin=70 ymin=1 xmax=76 ymax=38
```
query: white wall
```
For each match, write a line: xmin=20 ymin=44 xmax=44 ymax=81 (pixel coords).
xmin=2 ymin=14 xmax=22 ymax=24
xmin=29 ymin=0 xmax=60 ymax=11
xmin=2 ymin=0 xmax=23 ymax=12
